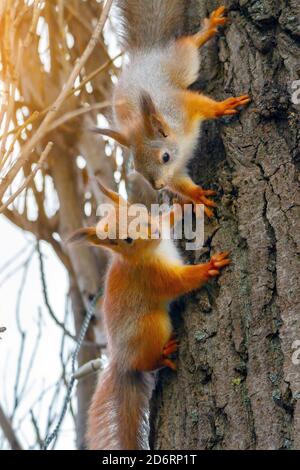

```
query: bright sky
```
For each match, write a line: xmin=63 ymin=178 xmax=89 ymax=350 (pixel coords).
xmin=0 ymin=215 xmax=75 ymax=449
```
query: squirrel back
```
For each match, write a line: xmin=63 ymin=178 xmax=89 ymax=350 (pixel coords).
xmin=114 ymin=0 xmax=186 ymax=49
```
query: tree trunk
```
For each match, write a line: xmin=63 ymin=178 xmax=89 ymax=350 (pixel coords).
xmin=150 ymin=0 xmax=300 ymax=450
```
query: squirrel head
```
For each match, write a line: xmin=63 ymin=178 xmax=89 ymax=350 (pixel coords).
xmin=92 ymin=92 xmax=180 ymax=191
xmin=68 ymin=180 xmax=176 ymax=260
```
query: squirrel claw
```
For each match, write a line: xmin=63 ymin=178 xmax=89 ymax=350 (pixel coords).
xmin=193 ymin=186 xmax=218 ymax=218
xmin=203 ymin=206 xmax=214 ymax=218
xmin=202 ymin=189 xmax=217 ymax=196
xmin=214 ymin=259 xmax=231 ymax=268
xmin=208 ymin=252 xmax=231 ymax=277
xmin=201 ymin=195 xmax=217 ymax=208
xmin=212 ymin=6 xmax=226 ymax=18
xmin=217 ymin=95 xmax=251 ymax=117
xmin=211 ymin=251 xmax=230 ymax=261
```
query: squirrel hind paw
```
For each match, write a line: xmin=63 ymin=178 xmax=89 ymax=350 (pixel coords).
xmin=157 ymin=338 xmax=179 ymax=370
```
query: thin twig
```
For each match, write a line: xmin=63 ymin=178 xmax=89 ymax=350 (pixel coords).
xmin=47 ymin=101 xmax=113 ymax=134
xmin=0 ymin=111 xmax=40 ymax=171
xmin=68 ymin=51 xmax=123 ymax=97
xmin=0 ymin=242 xmax=33 ymax=277
xmin=0 ymin=142 xmax=53 ymax=214
xmin=36 ymin=241 xmax=76 ymax=341
xmin=17 ymin=308 xmax=43 ymax=406
xmin=12 ymin=254 xmax=32 ymax=414
xmin=0 ymin=405 xmax=22 ymax=450
xmin=30 ymin=410 xmax=43 ymax=449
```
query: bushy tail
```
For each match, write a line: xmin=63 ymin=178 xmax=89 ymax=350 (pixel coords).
xmin=114 ymin=0 xmax=186 ymax=49
xmin=86 ymin=361 xmax=154 ymax=450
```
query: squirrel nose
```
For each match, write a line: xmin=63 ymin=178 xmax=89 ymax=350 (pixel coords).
xmin=154 ymin=180 xmax=165 ymax=190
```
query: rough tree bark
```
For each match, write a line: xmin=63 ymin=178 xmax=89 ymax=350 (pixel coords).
xmin=151 ymin=0 xmax=300 ymax=450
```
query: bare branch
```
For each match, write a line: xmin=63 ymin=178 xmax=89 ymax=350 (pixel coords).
xmin=47 ymin=102 xmax=113 ymax=135
xmin=36 ymin=241 xmax=76 ymax=341
xmin=0 ymin=405 xmax=23 ymax=450
xmin=30 ymin=410 xmax=43 ymax=449
xmin=12 ymin=255 xmax=32 ymax=413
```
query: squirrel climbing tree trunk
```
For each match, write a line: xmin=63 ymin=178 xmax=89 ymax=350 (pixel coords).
xmin=150 ymin=0 xmax=300 ymax=450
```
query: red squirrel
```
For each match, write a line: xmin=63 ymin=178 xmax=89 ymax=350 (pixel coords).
xmin=69 ymin=182 xmax=230 ymax=449
xmin=93 ymin=2 xmax=250 ymax=218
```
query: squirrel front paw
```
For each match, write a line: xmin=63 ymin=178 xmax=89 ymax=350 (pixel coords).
xmin=216 ymin=95 xmax=251 ymax=117
xmin=192 ymin=186 xmax=217 ymax=219
xmin=208 ymin=252 xmax=231 ymax=277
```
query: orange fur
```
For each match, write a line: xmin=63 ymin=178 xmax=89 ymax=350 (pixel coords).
xmin=181 ymin=90 xmax=251 ymax=130
xmin=181 ymin=91 xmax=222 ymax=126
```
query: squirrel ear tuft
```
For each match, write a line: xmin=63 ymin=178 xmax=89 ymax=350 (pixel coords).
xmin=140 ymin=91 xmax=157 ymax=117
xmin=140 ymin=91 xmax=169 ymax=138
xmin=67 ymin=227 xmax=100 ymax=246
xmin=90 ymin=127 xmax=130 ymax=148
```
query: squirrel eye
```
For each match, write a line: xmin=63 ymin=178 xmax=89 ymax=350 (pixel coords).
xmin=159 ymin=129 xmax=168 ymax=138
xmin=162 ymin=152 xmax=170 ymax=164
xmin=125 ymin=237 xmax=133 ymax=244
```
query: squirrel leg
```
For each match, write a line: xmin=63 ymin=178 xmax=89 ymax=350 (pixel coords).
xmin=130 ymin=310 xmax=173 ymax=372
xmin=194 ymin=6 xmax=227 ymax=48
xmin=182 ymin=90 xmax=251 ymax=123
xmin=148 ymin=252 xmax=230 ymax=299
xmin=187 ymin=252 xmax=231 ymax=284
xmin=175 ymin=252 xmax=231 ymax=294
xmin=177 ymin=7 xmax=227 ymax=50
xmin=174 ymin=252 xmax=231 ymax=295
